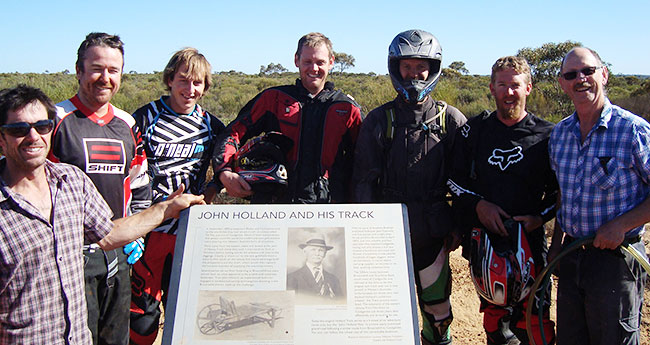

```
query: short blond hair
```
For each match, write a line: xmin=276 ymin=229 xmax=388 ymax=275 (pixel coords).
xmin=163 ymin=48 xmax=212 ymax=92
xmin=491 ymin=56 xmax=531 ymax=84
xmin=295 ymin=32 xmax=333 ymax=59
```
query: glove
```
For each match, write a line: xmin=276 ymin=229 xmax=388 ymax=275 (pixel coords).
xmin=123 ymin=238 xmax=145 ymax=264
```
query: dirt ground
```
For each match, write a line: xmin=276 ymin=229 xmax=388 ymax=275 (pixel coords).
xmin=154 ymin=227 xmax=650 ymax=345
xmin=449 ymin=228 xmax=650 ymax=345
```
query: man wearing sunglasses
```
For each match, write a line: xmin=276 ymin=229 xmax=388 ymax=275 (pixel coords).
xmin=0 ymin=84 xmax=205 ymax=345
xmin=548 ymin=47 xmax=650 ymax=345
xmin=47 ymin=32 xmax=152 ymax=345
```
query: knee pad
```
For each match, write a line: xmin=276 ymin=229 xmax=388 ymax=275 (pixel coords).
xmin=419 ymin=251 xmax=451 ymax=304
xmin=421 ymin=309 xmax=453 ymax=345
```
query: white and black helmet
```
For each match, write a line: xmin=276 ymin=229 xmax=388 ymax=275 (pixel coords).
xmin=388 ymin=29 xmax=443 ymax=103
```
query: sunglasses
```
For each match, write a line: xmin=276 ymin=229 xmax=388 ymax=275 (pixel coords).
xmin=561 ymin=66 xmax=602 ymax=81
xmin=0 ymin=119 xmax=54 ymax=137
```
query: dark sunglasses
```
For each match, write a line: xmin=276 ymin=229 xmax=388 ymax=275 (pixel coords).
xmin=561 ymin=66 xmax=602 ymax=80
xmin=0 ymin=119 xmax=54 ymax=137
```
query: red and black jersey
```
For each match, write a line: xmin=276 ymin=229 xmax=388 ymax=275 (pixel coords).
xmin=49 ymin=95 xmax=151 ymax=227
xmin=213 ymin=80 xmax=363 ymax=203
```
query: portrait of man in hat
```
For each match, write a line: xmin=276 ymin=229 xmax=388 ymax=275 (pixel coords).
xmin=287 ymin=229 xmax=344 ymax=300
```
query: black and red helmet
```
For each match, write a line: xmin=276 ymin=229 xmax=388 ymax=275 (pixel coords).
xmin=469 ymin=219 xmax=536 ymax=307
xmin=233 ymin=132 xmax=293 ymax=194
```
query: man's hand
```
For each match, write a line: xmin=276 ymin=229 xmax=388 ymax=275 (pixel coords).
xmin=476 ymin=199 xmax=510 ymax=236
xmin=512 ymin=215 xmax=543 ymax=233
xmin=444 ymin=231 xmax=462 ymax=254
xmin=123 ymin=238 xmax=145 ymax=264
xmin=202 ymin=185 xmax=219 ymax=204
xmin=162 ymin=184 xmax=206 ymax=220
xmin=593 ymin=222 xmax=626 ymax=250
xmin=219 ymin=170 xmax=253 ymax=198
xmin=546 ymin=235 xmax=563 ymax=276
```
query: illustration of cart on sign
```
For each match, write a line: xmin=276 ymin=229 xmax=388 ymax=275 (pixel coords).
xmin=197 ymin=296 xmax=283 ymax=335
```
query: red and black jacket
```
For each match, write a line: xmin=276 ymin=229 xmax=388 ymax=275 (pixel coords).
xmin=213 ymin=80 xmax=363 ymax=203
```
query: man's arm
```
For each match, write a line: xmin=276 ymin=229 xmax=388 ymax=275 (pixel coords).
xmin=218 ymin=170 xmax=252 ymax=198
xmin=98 ymin=185 xmax=205 ymax=250
xmin=513 ymin=140 xmax=558 ymax=233
xmin=351 ymin=108 xmax=383 ymax=203
xmin=330 ymin=119 xmax=362 ymax=202
xmin=212 ymin=92 xmax=271 ymax=198
xmin=593 ymin=196 xmax=650 ymax=249
xmin=447 ymin=117 xmax=509 ymax=235
xmin=128 ymin=121 xmax=152 ymax=213
xmin=547 ymin=217 xmax=565 ymax=266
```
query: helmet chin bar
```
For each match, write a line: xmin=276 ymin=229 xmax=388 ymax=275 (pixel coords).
xmin=399 ymin=78 xmax=438 ymax=103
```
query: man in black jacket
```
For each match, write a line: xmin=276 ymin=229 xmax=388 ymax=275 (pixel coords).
xmin=353 ymin=30 xmax=466 ymax=345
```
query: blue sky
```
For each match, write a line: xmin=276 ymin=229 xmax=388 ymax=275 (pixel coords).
xmin=1 ymin=0 xmax=648 ymax=76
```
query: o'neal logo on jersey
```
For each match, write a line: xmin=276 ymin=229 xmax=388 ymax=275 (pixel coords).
xmin=153 ymin=143 xmax=204 ymax=158
xmin=83 ymin=138 xmax=126 ymax=174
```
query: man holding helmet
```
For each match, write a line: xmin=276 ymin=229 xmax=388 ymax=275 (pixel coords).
xmin=447 ymin=56 xmax=557 ymax=345
xmin=353 ymin=29 xmax=466 ymax=345
xmin=214 ymin=32 xmax=362 ymax=204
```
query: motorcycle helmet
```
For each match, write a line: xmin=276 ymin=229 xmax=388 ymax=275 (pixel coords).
xmin=233 ymin=132 xmax=293 ymax=195
xmin=468 ymin=219 xmax=536 ymax=306
xmin=388 ymin=29 xmax=443 ymax=103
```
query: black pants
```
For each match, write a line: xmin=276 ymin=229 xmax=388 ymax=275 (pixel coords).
xmin=84 ymin=247 xmax=131 ymax=345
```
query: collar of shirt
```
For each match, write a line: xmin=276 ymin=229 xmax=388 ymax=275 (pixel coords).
xmin=305 ymin=262 xmax=323 ymax=276
xmin=568 ymin=98 xmax=614 ymax=141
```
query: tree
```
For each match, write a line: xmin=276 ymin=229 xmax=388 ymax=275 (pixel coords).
xmin=259 ymin=63 xmax=288 ymax=76
xmin=333 ymin=51 xmax=355 ymax=73
xmin=516 ymin=40 xmax=582 ymax=83
xmin=516 ymin=41 xmax=584 ymax=119
xmin=448 ymin=61 xmax=469 ymax=75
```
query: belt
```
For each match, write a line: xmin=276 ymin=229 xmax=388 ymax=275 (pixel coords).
xmin=564 ymin=234 xmax=641 ymax=244
xmin=564 ymin=234 xmax=641 ymax=254
xmin=83 ymin=243 xmax=101 ymax=251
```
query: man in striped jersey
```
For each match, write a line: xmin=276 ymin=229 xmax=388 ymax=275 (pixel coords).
xmin=49 ymin=32 xmax=151 ymax=345
xmin=128 ymin=48 xmax=225 ymax=345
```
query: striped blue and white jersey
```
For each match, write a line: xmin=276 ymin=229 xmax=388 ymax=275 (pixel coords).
xmin=133 ymin=96 xmax=225 ymax=234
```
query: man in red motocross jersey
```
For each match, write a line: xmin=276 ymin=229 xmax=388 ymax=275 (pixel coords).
xmin=213 ymin=32 xmax=363 ymax=204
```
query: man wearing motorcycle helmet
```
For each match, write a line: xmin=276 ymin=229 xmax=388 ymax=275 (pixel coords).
xmin=447 ymin=56 xmax=558 ymax=345
xmin=353 ymin=29 xmax=466 ymax=345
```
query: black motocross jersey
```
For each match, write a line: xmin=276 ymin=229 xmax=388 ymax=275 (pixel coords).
xmin=447 ymin=111 xmax=558 ymax=232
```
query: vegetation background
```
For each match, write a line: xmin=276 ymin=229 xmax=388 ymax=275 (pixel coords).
xmin=1 ymin=41 xmax=648 ymax=126
xmin=2 ymin=41 xmax=649 ymax=344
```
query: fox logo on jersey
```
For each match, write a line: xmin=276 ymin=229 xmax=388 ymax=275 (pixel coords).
xmin=83 ymin=138 xmax=126 ymax=174
xmin=461 ymin=124 xmax=471 ymax=138
xmin=488 ymin=146 xmax=523 ymax=171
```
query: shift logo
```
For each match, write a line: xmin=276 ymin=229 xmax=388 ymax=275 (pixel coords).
xmin=84 ymin=138 xmax=126 ymax=174
xmin=488 ymin=146 xmax=523 ymax=171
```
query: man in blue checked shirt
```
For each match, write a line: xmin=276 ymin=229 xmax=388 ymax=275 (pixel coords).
xmin=548 ymin=47 xmax=650 ymax=345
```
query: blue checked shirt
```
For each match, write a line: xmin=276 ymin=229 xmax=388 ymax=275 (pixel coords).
xmin=549 ymin=99 xmax=650 ymax=238
xmin=0 ymin=160 xmax=113 ymax=344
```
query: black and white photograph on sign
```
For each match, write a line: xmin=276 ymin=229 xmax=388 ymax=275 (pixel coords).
xmin=286 ymin=227 xmax=346 ymax=304
xmin=194 ymin=290 xmax=294 ymax=341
